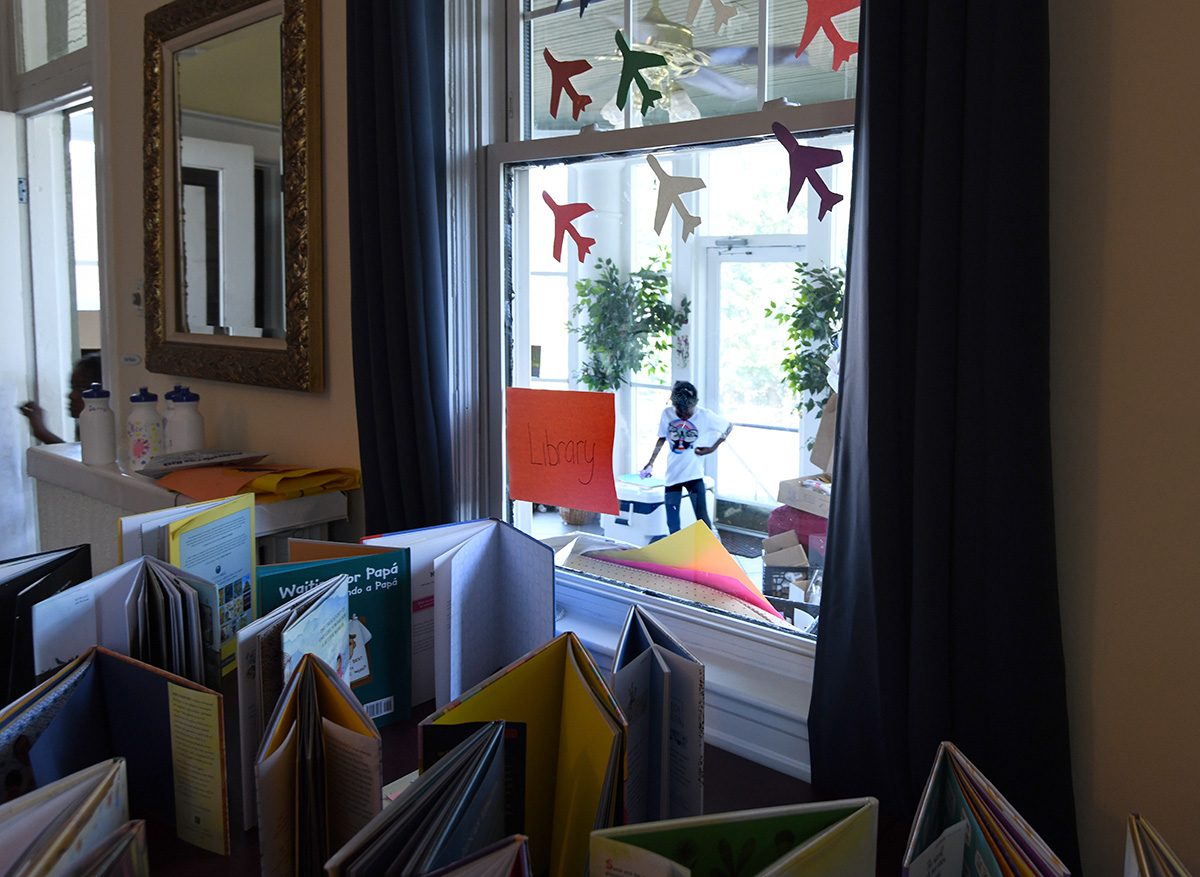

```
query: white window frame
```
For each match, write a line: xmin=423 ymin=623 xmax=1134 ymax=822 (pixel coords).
xmin=446 ymin=0 xmax=854 ymax=779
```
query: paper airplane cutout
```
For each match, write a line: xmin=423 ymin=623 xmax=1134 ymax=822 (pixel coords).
xmin=542 ymin=191 xmax=596 ymax=263
xmin=615 ymin=30 xmax=668 ymax=116
xmin=553 ymin=0 xmax=592 ymax=18
xmin=544 ymin=48 xmax=593 ymax=121
xmin=646 ymin=154 xmax=705 ymax=242
xmin=794 ymin=0 xmax=860 ymax=71
xmin=686 ymin=0 xmax=738 ymax=34
xmin=586 ymin=522 xmax=784 ymax=620
xmin=772 ymin=122 xmax=844 ymax=221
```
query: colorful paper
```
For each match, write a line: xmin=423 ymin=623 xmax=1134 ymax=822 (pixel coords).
xmin=794 ymin=0 xmax=860 ymax=71
xmin=506 ymin=388 xmax=619 ymax=516
xmin=542 ymin=191 xmax=596 ymax=263
xmin=686 ymin=0 xmax=738 ymax=34
xmin=647 ymin=154 xmax=705 ymax=242
xmin=544 ymin=48 xmax=593 ymax=120
xmin=587 ymin=522 xmax=783 ymax=619
xmin=772 ymin=122 xmax=844 ymax=220
xmin=615 ymin=30 xmax=668 ymax=115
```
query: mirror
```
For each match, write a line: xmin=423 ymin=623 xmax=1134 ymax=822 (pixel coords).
xmin=144 ymin=0 xmax=323 ymax=391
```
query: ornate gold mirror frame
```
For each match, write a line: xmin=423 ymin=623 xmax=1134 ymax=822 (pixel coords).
xmin=144 ymin=0 xmax=323 ymax=391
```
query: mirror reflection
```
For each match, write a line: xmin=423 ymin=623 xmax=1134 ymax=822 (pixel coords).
xmin=175 ymin=14 xmax=284 ymax=339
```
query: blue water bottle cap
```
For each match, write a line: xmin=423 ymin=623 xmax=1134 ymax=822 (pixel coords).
xmin=176 ymin=388 xmax=200 ymax=403
xmin=130 ymin=387 xmax=157 ymax=403
xmin=165 ymin=384 xmax=183 ymax=402
xmin=81 ymin=382 xmax=109 ymax=399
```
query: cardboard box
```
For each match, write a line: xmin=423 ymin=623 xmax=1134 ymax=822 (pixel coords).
xmin=762 ymin=530 xmax=809 ymax=598
xmin=777 ymin=477 xmax=831 ymax=518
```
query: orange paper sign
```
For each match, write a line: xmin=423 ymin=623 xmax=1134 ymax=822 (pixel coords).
xmin=506 ymin=388 xmax=619 ymax=516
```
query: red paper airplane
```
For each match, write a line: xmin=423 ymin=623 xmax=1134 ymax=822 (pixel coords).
xmin=794 ymin=0 xmax=860 ymax=71
xmin=543 ymin=191 xmax=596 ymax=263
xmin=544 ymin=48 xmax=593 ymax=121
xmin=772 ymin=122 xmax=844 ymax=221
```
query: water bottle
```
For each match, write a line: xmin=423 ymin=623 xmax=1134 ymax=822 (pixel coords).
xmin=166 ymin=387 xmax=205 ymax=453
xmin=127 ymin=387 xmax=164 ymax=471
xmin=79 ymin=383 xmax=116 ymax=465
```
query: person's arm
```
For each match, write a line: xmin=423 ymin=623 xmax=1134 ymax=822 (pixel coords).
xmin=695 ymin=422 xmax=732 ymax=456
xmin=641 ymin=437 xmax=666 ymax=477
xmin=18 ymin=401 xmax=64 ymax=444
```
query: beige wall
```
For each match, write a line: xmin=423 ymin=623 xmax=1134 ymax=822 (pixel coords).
xmin=99 ymin=0 xmax=359 ymax=472
xmin=1050 ymin=0 xmax=1200 ymax=872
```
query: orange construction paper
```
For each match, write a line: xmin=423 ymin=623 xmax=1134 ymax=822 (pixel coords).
xmin=505 ymin=388 xmax=619 ymax=516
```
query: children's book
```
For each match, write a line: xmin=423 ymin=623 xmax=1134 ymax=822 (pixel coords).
xmin=325 ymin=721 xmax=520 ymax=876
xmin=31 ymin=555 xmax=223 ymax=690
xmin=236 ymin=573 xmax=349 ymax=830
xmin=361 ymin=518 xmax=554 ymax=709
xmin=1124 ymin=814 xmax=1193 ymax=877
xmin=589 ymin=797 xmax=878 ymax=877
xmin=256 ymin=652 xmax=382 ymax=877
xmin=118 ymin=494 xmax=256 ymax=674
xmin=0 ymin=647 xmax=229 ymax=855
xmin=610 ymin=605 xmax=704 ymax=824
xmin=59 ymin=818 xmax=149 ymax=877
xmin=0 ymin=544 xmax=92 ymax=703
xmin=0 ymin=757 xmax=128 ymax=877
xmin=903 ymin=741 xmax=1070 ymax=877
xmin=420 ymin=631 xmax=626 ymax=877
xmin=260 ymin=542 xmax=413 ymax=726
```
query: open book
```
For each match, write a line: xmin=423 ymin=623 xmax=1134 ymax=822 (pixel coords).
xmin=610 ymin=605 xmax=704 ymax=824
xmin=326 ymin=721 xmax=529 ymax=876
xmin=589 ymin=798 xmax=878 ymax=877
xmin=903 ymin=741 xmax=1070 ymax=877
xmin=0 ymin=647 xmax=229 ymax=855
xmin=420 ymin=632 xmax=626 ymax=877
xmin=256 ymin=652 xmax=382 ymax=877
xmin=0 ymin=544 xmax=92 ymax=703
xmin=31 ymin=555 xmax=223 ymax=690
xmin=362 ymin=518 xmax=554 ymax=708
xmin=1125 ymin=814 xmax=1192 ymax=877
xmin=237 ymin=573 xmax=349 ymax=830
xmin=260 ymin=542 xmax=413 ymax=726
xmin=0 ymin=757 xmax=132 ymax=877
xmin=118 ymin=493 xmax=256 ymax=673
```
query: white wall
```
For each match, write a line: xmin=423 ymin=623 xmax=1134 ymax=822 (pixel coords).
xmin=98 ymin=0 xmax=359 ymax=472
xmin=1049 ymin=0 xmax=1200 ymax=872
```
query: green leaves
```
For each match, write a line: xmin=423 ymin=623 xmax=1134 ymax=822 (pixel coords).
xmin=569 ymin=252 xmax=690 ymax=392
xmin=763 ymin=262 xmax=845 ymax=445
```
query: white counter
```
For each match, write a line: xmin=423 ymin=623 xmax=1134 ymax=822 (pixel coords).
xmin=27 ymin=444 xmax=349 ymax=572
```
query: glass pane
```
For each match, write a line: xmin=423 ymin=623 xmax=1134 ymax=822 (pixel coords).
xmin=766 ymin=0 xmax=859 ymax=105
xmin=67 ymin=108 xmax=100 ymax=313
xmin=529 ymin=274 xmax=572 ymax=383
xmin=17 ymin=0 xmax=88 ymax=73
xmin=530 ymin=6 xmax=628 ymax=137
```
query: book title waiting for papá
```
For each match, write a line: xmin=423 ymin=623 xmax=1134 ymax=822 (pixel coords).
xmin=257 ymin=549 xmax=412 ymax=725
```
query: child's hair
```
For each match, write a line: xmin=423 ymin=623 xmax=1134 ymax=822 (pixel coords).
xmin=670 ymin=380 xmax=698 ymax=410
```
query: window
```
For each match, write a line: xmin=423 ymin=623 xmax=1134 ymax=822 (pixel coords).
xmin=447 ymin=0 xmax=859 ymax=778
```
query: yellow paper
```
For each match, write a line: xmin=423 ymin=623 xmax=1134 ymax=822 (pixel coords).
xmin=590 ymin=521 xmax=761 ymax=594
xmin=167 ymin=682 xmax=229 ymax=855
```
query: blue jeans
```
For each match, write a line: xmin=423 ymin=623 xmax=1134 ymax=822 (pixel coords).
xmin=665 ymin=478 xmax=711 ymax=533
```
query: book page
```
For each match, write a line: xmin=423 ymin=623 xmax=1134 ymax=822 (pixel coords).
xmin=905 ymin=821 xmax=967 ymax=877
xmin=236 ymin=626 xmax=263 ymax=830
xmin=256 ymin=721 xmax=297 ymax=877
xmin=322 ymin=717 xmax=383 ymax=851
xmin=656 ymin=646 xmax=703 ymax=820
xmin=166 ymin=682 xmax=228 ymax=855
xmin=281 ymin=575 xmax=349 ymax=682
xmin=612 ymin=648 xmax=652 ymax=826
xmin=31 ymin=587 xmax=96 ymax=679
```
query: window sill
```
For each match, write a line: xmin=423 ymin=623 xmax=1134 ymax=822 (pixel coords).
xmin=553 ymin=567 xmax=815 ymax=781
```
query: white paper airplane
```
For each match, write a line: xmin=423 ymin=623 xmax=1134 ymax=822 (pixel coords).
xmin=646 ymin=154 xmax=706 ymax=242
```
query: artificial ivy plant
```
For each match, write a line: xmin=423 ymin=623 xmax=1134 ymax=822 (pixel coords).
xmin=764 ymin=262 xmax=845 ymax=443
xmin=570 ymin=252 xmax=690 ymax=392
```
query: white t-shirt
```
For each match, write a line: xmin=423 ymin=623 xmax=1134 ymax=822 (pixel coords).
xmin=657 ymin=405 xmax=730 ymax=486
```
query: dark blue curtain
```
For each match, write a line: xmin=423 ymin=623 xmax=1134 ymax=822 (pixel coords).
xmin=346 ymin=1 xmax=454 ymax=533
xmin=809 ymin=0 xmax=1081 ymax=870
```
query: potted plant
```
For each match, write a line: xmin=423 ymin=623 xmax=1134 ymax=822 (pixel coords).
xmin=764 ymin=262 xmax=845 ymax=449
xmin=570 ymin=252 xmax=690 ymax=392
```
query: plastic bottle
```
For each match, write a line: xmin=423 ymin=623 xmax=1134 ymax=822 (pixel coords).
xmin=78 ymin=383 xmax=116 ymax=465
xmin=127 ymin=387 xmax=164 ymax=471
xmin=166 ymin=387 xmax=205 ymax=453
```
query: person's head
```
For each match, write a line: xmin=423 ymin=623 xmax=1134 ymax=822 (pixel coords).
xmin=67 ymin=353 xmax=102 ymax=419
xmin=670 ymin=381 xmax=698 ymax=419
